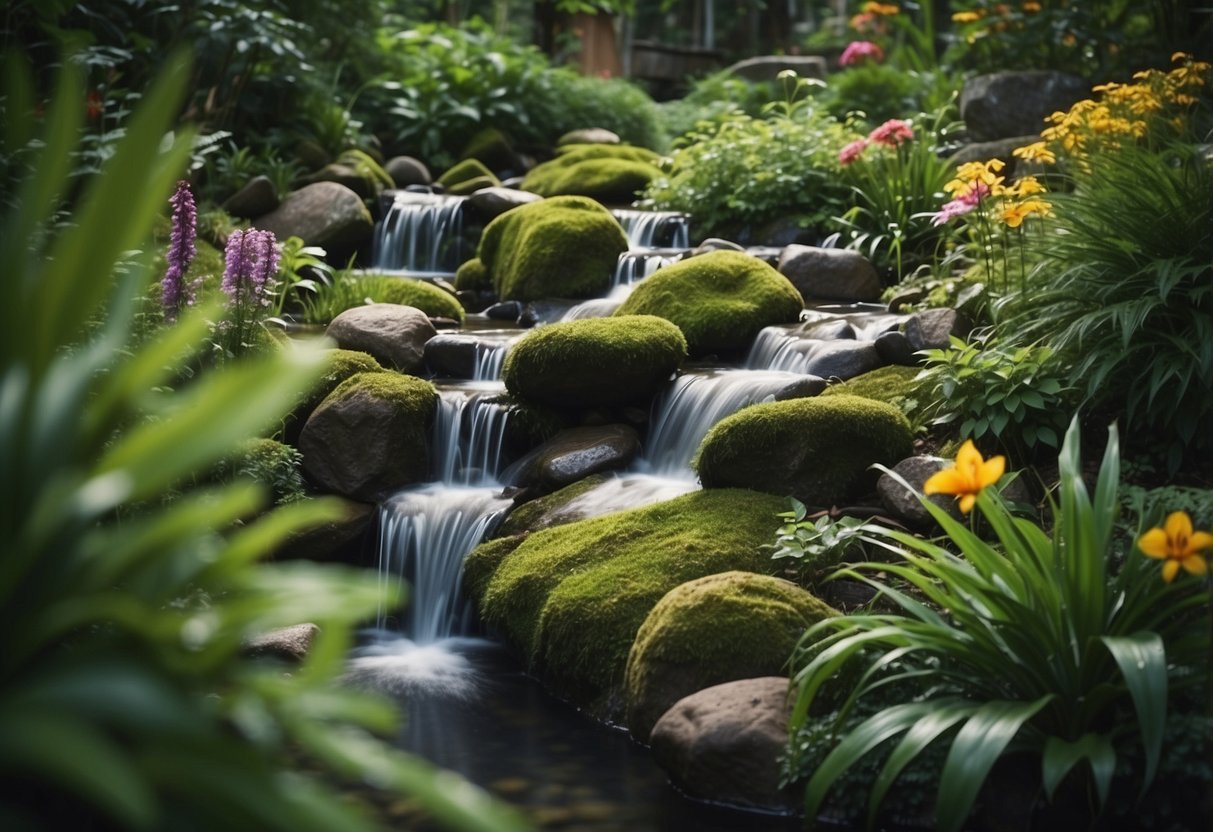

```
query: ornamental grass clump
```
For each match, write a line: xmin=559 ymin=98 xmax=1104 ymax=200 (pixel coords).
xmin=786 ymin=419 xmax=1210 ymax=831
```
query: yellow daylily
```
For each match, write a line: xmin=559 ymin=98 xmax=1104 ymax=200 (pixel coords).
xmin=924 ymin=440 xmax=1006 ymax=514
xmin=1138 ymin=511 xmax=1213 ymax=582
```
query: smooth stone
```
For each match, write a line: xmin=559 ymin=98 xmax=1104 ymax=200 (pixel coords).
xmin=506 ymin=425 xmax=641 ymax=494
xmin=424 ymin=333 xmax=479 ymax=378
xmin=557 ymin=128 xmax=621 ymax=146
xmin=649 ymin=676 xmax=800 ymax=813
xmin=800 ymin=318 xmax=856 ymax=341
xmin=244 ymin=623 xmax=319 ymax=662
xmin=325 ymin=304 xmax=437 ymax=374
xmin=255 ymin=181 xmax=373 ymax=248
xmin=222 ymin=175 xmax=278 ymax=219
xmin=385 ymin=155 xmax=432 ymax=188
xmin=960 ymin=70 xmax=1090 ymax=142
xmin=877 ymin=455 xmax=964 ymax=527
xmin=874 ymin=330 xmax=917 ymax=366
xmin=466 ymin=186 xmax=543 ymax=220
xmin=904 ymin=307 xmax=971 ymax=352
xmin=802 ymin=339 xmax=884 ymax=380
xmin=949 ymin=135 xmax=1043 ymax=179
xmin=300 ymin=161 xmax=381 ymax=199
xmin=778 ymin=244 xmax=883 ymax=303
xmin=691 ymin=237 xmax=746 ymax=255
xmin=484 ymin=300 xmax=524 ymax=322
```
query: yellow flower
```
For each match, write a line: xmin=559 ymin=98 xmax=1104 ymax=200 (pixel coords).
xmin=1022 ymin=1 xmax=1041 ymax=11
xmin=1013 ymin=142 xmax=1056 ymax=165
xmin=1005 ymin=175 xmax=1046 ymax=197
xmin=864 ymin=2 xmax=900 ymax=15
xmin=1001 ymin=198 xmax=1050 ymax=228
xmin=1138 ymin=511 xmax=1213 ymax=583
xmin=923 ymin=440 xmax=1006 ymax=514
xmin=952 ymin=10 xmax=983 ymax=23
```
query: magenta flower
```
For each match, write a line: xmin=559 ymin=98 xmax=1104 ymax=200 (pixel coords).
xmin=839 ymin=138 xmax=870 ymax=166
xmin=930 ymin=183 xmax=990 ymax=226
xmin=868 ymin=119 xmax=914 ymax=147
xmin=162 ymin=180 xmax=197 ymax=321
xmin=839 ymin=40 xmax=885 ymax=67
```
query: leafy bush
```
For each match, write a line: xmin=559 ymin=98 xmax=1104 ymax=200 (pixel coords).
xmin=536 ymin=68 xmax=666 ymax=150
xmin=0 ymin=50 xmax=528 ymax=832
xmin=787 ymin=421 xmax=1209 ymax=831
xmin=640 ymin=99 xmax=856 ymax=241
xmin=767 ymin=499 xmax=871 ymax=585
xmin=915 ymin=334 xmax=1073 ymax=461
xmin=658 ymin=70 xmax=776 ymax=144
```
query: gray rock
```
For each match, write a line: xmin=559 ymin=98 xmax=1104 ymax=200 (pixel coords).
xmin=800 ymin=318 xmax=856 ymax=341
xmin=301 ymin=162 xmax=382 ymax=200
xmin=960 ymin=71 xmax=1090 ymax=143
xmin=727 ymin=54 xmax=827 ymax=82
xmin=772 ymin=375 xmax=828 ymax=400
xmin=878 ymin=455 xmax=963 ymax=527
xmin=385 ymin=156 xmax=432 ymax=188
xmin=424 ymin=333 xmax=479 ymax=378
xmin=299 ymin=373 xmax=435 ymax=501
xmin=245 ymin=623 xmax=320 ymax=662
xmin=222 ymin=175 xmax=279 ymax=219
xmin=484 ymin=301 xmax=524 ymax=322
xmin=803 ymin=339 xmax=884 ymax=380
xmin=466 ymin=186 xmax=543 ymax=220
xmin=649 ymin=677 xmax=800 ymax=813
xmin=691 ymin=237 xmax=746 ymax=255
xmin=326 ymin=304 xmax=437 ymax=374
xmin=778 ymin=245 xmax=883 ymax=303
xmin=904 ymin=308 xmax=970 ymax=352
xmin=557 ymin=128 xmax=621 ymax=146
xmin=886 ymin=286 xmax=925 ymax=312
xmin=255 ymin=181 xmax=374 ymax=248
xmin=948 ymin=135 xmax=1043 ymax=179
xmin=276 ymin=496 xmax=375 ymax=563
xmin=874 ymin=330 xmax=917 ymax=366
xmin=506 ymin=424 xmax=641 ymax=494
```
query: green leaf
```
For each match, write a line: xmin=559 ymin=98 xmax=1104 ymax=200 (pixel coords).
xmin=1042 ymin=733 xmax=1116 ymax=807
xmin=1101 ymin=632 xmax=1167 ymax=791
xmin=935 ymin=697 xmax=1053 ymax=832
xmin=867 ymin=700 xmax=973 ymax=827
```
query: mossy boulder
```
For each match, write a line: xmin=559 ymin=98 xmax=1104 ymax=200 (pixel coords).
xmin=501 ymin=315 xmax=686 ymax=409
xmin=624 ymin=571 xmax=836 ymax=741
xmin=819 ymin=364 xmax=923 ymax=415
xmin=476 ymin=195 xmax=629 ymax=301
xmin=521 ymin=144 xmax=661 ymax=191
xmin=465 ymin=488 xmax=788 ymax=716
xmin=284 ymin=349 xmax=384 ymax=443
xmin=453 ymin=257 xmax=491 ymax=292
xmin=458 ymin=127 xmax=522 ymax=176
xmin=355 ymin=275 xmax=465 ymax=323
xmin=495 ymin=473 xmax=612 ymax=537
xmin=436 ymin=158 xmax=501 ymax=195
xmin=694 ymin=394 xmax=913 ymax=506
xmin=614 ymin=251 xmax=804 ymax=358
xmin=521 ymin=144 xmax=662 ymax=203
xmin=298 ymin=371 xmax=436 ymax=501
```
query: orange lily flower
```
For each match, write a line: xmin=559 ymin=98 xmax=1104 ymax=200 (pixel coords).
xmin=1138 ymin=511 xmax=1213 ymax=582
xmin=923 ymin=440 xmax=1005 ymax=514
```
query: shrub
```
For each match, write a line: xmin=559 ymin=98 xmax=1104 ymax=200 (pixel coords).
xmin=613 ymin=250 xmax=804 ymax=357
xmin=535 ymin=68 xmax=666 ymax=150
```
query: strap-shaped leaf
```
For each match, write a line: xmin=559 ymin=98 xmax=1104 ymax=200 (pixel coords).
xmin=935 ymin=696 xmax=1053 ymax=832
xmin=1101 ymin=632 xmax=1166 ymax=790
xmin=1042 ymin=733 xmax=1116 ymax=807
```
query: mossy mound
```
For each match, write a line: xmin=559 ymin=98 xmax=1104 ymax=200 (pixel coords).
xmin=357 ymin=274 xmax=465 ymax=323
xmin=624 ymin=571 xmax=837 ymax=741
xmin=819 ymin=364 xmax=923 ymax=416
xmin=502 ymin=315 xmax=686 ymax=409
xmin=284 ymin=348 xmax=385 ymax=442
xmin=436 ymin=158 xmax=500 ymax=195
xmin=453 ymin=257 xmax=491 ymax=292
xmin=476 ymin=195 xmax=629 ymax=302
xmin=695 ymin=394 xmax=913 ymax=506
xmin=466 ymin=488 xmax=788 ymax=715
xmin=298 ymin=371 xmax=437 ymax=501
xmin=614 ymin=251 xmax=804 ymax=357
xmin=521 ymin=144 xmax=662 ymax=201
xmin=458 ymin=127 xmax=521 ymax=176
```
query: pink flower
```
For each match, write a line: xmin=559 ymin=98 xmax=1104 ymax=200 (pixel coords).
xmin=868 ymin=118 xmax=914 ymax=147
xmin=839 ymin=40 xmax=885 ymax=67
xmin=930 ymin=183 xmax=990 ymax=226
xmin=839 ymin=138 xmax=870 ymax=166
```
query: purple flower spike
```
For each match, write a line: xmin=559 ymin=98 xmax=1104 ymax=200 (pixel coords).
xmin=162 ymin=180 xmax=197 ymax=320
xmin=222 ymin=228 xmax=250 ymax=299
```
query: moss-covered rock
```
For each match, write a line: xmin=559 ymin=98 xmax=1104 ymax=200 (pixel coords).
xmin=694 ymin=394 xmax=913 ymax=505
xmin=521 ymin=145 xmax=662 ymax=203
xmin=284 ymin=349 xmax=384 ymax=443
xmin=298 ymin=371 xmax=436 ymax=501
xmin=355 ymin=274 xmax=466 ymax=323
xmin=495 ymin=474 xmax=612 ymax=537
xmin=477 ymin=195 xmax=629 ymax=301
xmin=453 ymin=257 xmax=491 ymax=292
xmin=436 ymin=158 xmax=501 ymax=195
xmin=614 ymin=251 xmax=804 ymax=357
xmin=819 ymin=364 xmax=922 ymax=415
xmin=458 ymin=127 xmax=522 ymax=176
xmin=501 ymin=315 xmax=686 ymax=409
xmin=466 ymin=488 xmax=788 ymax=716
xmin=625 ymin=571 xmax=837 ymax=741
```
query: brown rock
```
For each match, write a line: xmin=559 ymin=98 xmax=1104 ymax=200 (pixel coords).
xmin=255 ymin=181 xmax=373 ymax=248
xmin=325 ymin=304 xmax=437 ymax=374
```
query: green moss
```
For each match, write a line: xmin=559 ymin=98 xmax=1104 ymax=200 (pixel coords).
xmin=436 ymin=158 xmax=500 ymax=192
xmin=477 ymin=195 xmax=628 ymax=301
xmin=459 ymin=126 xmax=518 ymax=174
xmin=820 ymin=365 xmax=923 ymax=414
xmin=614 ymin=251 xmax=804 ymax=357
xmin=496 ymin=473 xmax=611 ymax=537
xmin=470 ymin=488 xmax=788 ymax=712
xmin=520 ymin=143 xmax=662 ymax=198
xmin=624 ymin=571 xmax=837 ymax=738
xmin=695 ymin=394 xmax=913 ymax=505
xmin=502 ymin=315 xmax=686 ymax=408
xmin=290 ymin=348 xmax=385 ymax=427
xmin=453 ymin=257 xmax=491 ymax=291
xmin=321 ymin=370 xmax=436 ymax=414
xmin=462 ymin=534 xmax=526 ymax=607
xmin=356 ymin=274 xmax=465 ymax=322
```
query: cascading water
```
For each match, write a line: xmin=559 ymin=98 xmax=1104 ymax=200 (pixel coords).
xmin=612 ymin=209 xmax=691 ymax=249
xmin=431 ymin=383 xmax=512 ymax=486
xmin=641 ymin=369 xmax=823 ymax=478
xmin=371 ymin=191 xmax=468 ymax=275
xmin=561 ymin=283 xmax=635 ymax=321
xmin=611 ymin=249 xmax=682 ymax=287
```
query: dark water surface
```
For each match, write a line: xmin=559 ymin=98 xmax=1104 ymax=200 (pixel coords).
xmin=351 ymin=636 xmax=803 ymax=832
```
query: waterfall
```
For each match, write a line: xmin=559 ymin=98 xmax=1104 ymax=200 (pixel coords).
xmin=472 ymin=340 xmax=510 ymax=382
xmin=612 ymin=249 xmax=682 ymax=287
xmin=431 ymin=383 xmax=512 ymax=486
xmin=371 ymin=191 xmax=467 ymax=275
xmin=745 ymin=325 xmax=813 ymax=374
xmin=561 ymin=283 xmax=635 ymax=321
xmin=374 ymin=486 xmax=512 ymax=643
xmin=612 ymin=209 xmax=691 ymax=249
xmin=642 ymin=369 xmax=820 ymax=477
